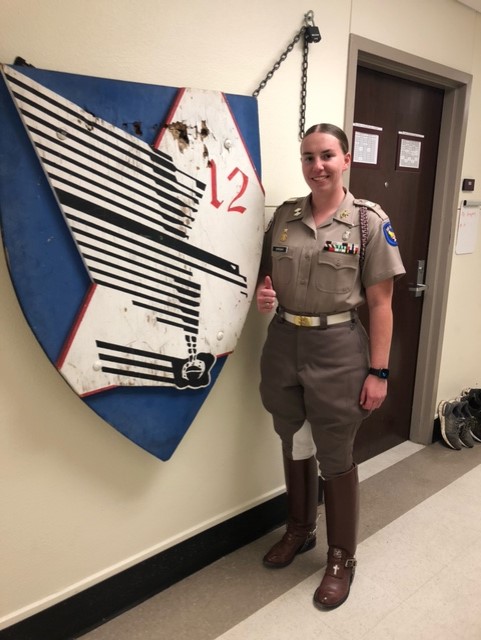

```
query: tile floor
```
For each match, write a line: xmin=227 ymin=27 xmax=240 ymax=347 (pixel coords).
xmin=81 ymin=440 xmax=481 ymax=640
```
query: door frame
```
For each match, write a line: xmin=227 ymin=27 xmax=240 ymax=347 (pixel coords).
xmin=344 ymin=35 xmax=472 ymax=445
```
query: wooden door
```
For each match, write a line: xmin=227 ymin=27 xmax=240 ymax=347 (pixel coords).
xmin=350 ymin=66 xmax=444 ymax=462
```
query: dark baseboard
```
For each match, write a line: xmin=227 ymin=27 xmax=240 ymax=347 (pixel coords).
xmin=1 ymin=480 xmax=324 ymax=640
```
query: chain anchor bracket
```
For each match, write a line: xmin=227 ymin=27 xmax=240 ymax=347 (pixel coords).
xmin=304 ymin=10 xmax=321 ymax=43
xmin=252 ymin=11 xmax=321 ymax=140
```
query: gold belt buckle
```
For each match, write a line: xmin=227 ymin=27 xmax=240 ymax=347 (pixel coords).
xmin=293 ymin=315 xmax=312 ymax=327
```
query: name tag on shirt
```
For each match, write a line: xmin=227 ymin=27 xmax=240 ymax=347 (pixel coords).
xmin=273 ymin=246 xmax=288 ymax=253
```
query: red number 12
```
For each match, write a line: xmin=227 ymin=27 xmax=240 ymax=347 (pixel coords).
xmin=209 ymin=160 xmax=249 ymax=214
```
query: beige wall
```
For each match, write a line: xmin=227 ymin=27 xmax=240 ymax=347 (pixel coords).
xmin=440 ymin=3 xmax=481 ymax=398
xmin=1 ymin=0 xmax=480 ymax=628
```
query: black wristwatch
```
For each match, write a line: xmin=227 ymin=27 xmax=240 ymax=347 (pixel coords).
xmin=368 ymin=367 xmax=389 ymax=379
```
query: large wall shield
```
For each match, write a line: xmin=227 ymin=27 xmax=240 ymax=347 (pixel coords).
xmin=0 ymin=64 xmax=264 ymax=460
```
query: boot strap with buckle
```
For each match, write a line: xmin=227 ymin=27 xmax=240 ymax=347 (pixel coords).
xmin=313 ymin=548 xmax=357 ymax=609
xmin=263 ymin=526 xmax=317 ymax=568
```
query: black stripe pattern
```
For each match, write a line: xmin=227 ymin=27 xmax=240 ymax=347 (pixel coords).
xmin=3 ymin=66 xmax=249 ymax=391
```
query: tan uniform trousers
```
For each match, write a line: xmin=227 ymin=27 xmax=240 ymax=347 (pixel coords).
xmin=260 ymin=314 xmax=370 ymax=479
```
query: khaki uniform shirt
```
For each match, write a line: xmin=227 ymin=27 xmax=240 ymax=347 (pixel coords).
xmin=260 ymin=190 xmax=405 ymax=314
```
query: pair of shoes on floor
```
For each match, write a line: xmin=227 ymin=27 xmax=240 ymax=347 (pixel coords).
xmin=460 ymin=388 xmax=481 ymax=443
xmin=438 ymin=388 xmax=481 ymax=450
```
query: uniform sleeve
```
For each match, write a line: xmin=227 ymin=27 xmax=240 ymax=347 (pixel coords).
xmin=361 ymin=212 xmax=406 ymax=288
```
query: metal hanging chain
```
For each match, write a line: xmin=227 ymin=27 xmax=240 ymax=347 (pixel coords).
xmin=299 ymin=35 xmax=309 ymax=141
xmin=252 ymin=11 xmax=321 ymax=140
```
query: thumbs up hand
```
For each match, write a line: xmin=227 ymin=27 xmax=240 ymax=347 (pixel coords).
xmin=256 ymin=275 xmax=277 ymax=314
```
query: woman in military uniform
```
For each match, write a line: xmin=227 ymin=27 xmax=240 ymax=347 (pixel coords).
xmin=256 ymin=123 xmax=405 ymax=609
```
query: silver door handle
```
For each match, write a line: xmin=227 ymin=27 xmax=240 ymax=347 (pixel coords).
xmin=408 ymin=283 xmax=428 ymax=297
xmin=409 ymin=259 xmax=427 ymax=297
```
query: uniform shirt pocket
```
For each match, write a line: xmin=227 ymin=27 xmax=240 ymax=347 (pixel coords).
xmin=272 ymin=250 xmax=295 ymax=286
xmin=315 ymin=252 xmax=358 ymax=294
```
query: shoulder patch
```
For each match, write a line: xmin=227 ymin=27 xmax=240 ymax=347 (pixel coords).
xmin=383 ymin=220 xmax=399 ymax=246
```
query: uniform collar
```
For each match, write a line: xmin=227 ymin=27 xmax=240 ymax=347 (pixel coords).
xmin=285 ymin=190 xmax=356 ymax=227
xmin=285 ymin=196 xmax=311 ymax=222
xmin=333 ymin=191 xmax=356 ymax=226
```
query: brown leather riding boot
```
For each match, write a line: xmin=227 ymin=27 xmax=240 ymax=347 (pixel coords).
xmin=313 ymin=464 xmax=359 ymax=609
xmin=263 ymin=455 xmax=319 ymax=568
